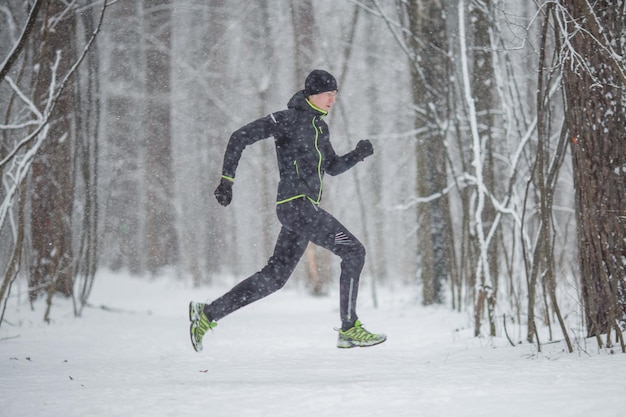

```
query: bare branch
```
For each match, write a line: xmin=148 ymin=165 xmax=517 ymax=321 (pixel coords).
xmin=0 ymin=0 xmax=44 ymax=83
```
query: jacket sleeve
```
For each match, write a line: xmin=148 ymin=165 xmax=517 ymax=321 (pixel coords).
xmin=324 ymin=141 xmax=363 ymax=176
xmin=220 ymin=113 xmax=281 ymax=180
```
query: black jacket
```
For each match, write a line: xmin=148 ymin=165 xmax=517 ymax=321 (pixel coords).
xmin=220 ymin=91 xmax=363 ymax=204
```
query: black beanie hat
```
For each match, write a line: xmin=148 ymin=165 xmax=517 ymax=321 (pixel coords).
xmin=304 ymin=69 xmax=337 ymax=96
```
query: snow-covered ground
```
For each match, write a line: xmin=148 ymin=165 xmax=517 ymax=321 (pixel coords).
xmin=1 ymin=271 xmax=624 ymax=417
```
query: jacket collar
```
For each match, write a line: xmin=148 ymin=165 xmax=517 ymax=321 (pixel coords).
xmin=288 ymin=90 xmax=327 ymax=117
xmin=305 ymin=98 xmax=328 ymax=116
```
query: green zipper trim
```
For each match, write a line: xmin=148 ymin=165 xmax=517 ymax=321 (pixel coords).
xmin=311 ymin=116 xmax=323 ymax=204
xmin=277 ymin=194 xmax=305 ymax=205
xmin=305 ymin=98 xmax=328 ymax=116
xmin=276 ymin=195 xmax=319 ymax=205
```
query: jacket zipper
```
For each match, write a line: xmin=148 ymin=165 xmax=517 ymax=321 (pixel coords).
xmin=312 ymin=116 xmax=323 ymax=203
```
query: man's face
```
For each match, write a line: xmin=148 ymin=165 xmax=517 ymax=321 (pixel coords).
xmin=308 ymin=90 xmax=337 ymax=112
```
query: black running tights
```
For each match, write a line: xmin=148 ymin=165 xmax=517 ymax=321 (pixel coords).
xmin=205 ymin=197 xmax=365 ymax=329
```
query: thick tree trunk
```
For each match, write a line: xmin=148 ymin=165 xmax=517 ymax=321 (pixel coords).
xmin=29 ymin=0 xmax=76 ymax=301
xmin=561 ymin=0 xmax=626 ymax=346
xmin=405 ymin=0 xmax=451 ymax=305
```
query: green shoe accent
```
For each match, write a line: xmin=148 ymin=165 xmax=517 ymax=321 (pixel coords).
xmin=337 ymin=320 xmax=386 ymax=348
xmin=189 ymin=302 xmax=217 ymax=352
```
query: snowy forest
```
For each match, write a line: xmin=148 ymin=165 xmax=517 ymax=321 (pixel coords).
xmin=0 ymin=0 xmax=625 ymax=353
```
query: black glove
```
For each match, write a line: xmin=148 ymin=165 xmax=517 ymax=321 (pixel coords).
xmin=214 ymin=178 xmax=233 ymax=206
xmin=354 ymin=139 xmax=374 ymax=161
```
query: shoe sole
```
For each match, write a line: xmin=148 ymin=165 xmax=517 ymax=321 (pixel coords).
xmin=189 ymin=302 xmax=202 ymax=352
xmin=189 ymin=302 xmax=199 ymax=322
xmin=190 ymin=321 xmax=202 ymax=352
xmin=337 ymin=336 xmax=387 ymax=349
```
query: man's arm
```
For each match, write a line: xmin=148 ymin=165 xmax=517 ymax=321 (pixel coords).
xmin=325 ymin=139 xmax=374 ymax=176
xmin=214 ymin=113 xmax=281 ymax=206
xmin=220 ymin=114 xmax=280 ymax=180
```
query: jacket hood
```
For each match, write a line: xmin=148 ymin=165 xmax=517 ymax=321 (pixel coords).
xmin=287 ymin=90 xmax=326 ymax=115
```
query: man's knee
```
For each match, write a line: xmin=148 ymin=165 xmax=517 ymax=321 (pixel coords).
xmin=337 ymin=238 xmax=365 ymax=266
xmin=259 ymin=257 xmax=295 ymax=290
xmin=351 ymin=240 xmax=366 ymax=259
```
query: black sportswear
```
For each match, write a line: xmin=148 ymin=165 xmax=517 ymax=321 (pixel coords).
xmin=220 ymin=90 xmax=366 ymax=204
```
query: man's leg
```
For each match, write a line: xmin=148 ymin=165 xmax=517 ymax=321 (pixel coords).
xmin=304 ymin=209 xmax=386 ymax=348
xmin=301 ymin=206 xmax=366 ymax=330
xmin=204 ymin=226 xmax=308 ymax=321
xmin=276 ymin=198 xmax=365 ymax=328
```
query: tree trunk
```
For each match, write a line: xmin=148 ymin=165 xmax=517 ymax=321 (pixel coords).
xmin=561 ymin=0 xmax=626 ymax=347
xmin=73 ymin=5 xmax=101 ymax=315
xmin=404 ymin=0 xmax=451 ymax=305
xmin=29 ymin=0 xmax=76 ymax=302
xmin=142 ymin=0 xmax=178 ymax=274
xmin=102 ymin=0 xmax=143 ymax=274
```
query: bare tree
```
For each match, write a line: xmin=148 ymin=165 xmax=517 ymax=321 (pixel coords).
xmin=73 ymin=3 xmax=102 ymax=316
xmin=368 ymin=0 xmax=453 ymax=305
xmin=29 ymin=0 xmax=78 ymax=308
xmin=522 ymin=2 xmax=572 ymax=351
xmin=143 ymin=0 xmax=178 ymax=274
xmin=0 ymin=0 xmax=106 ymax=324
xmin=409 ymin=0 xmax=452 ymax=305
xmin=559 ymin=0 xmax=626 ymax=350
xmin=100 ymin=1 xmax=143 ymax=274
